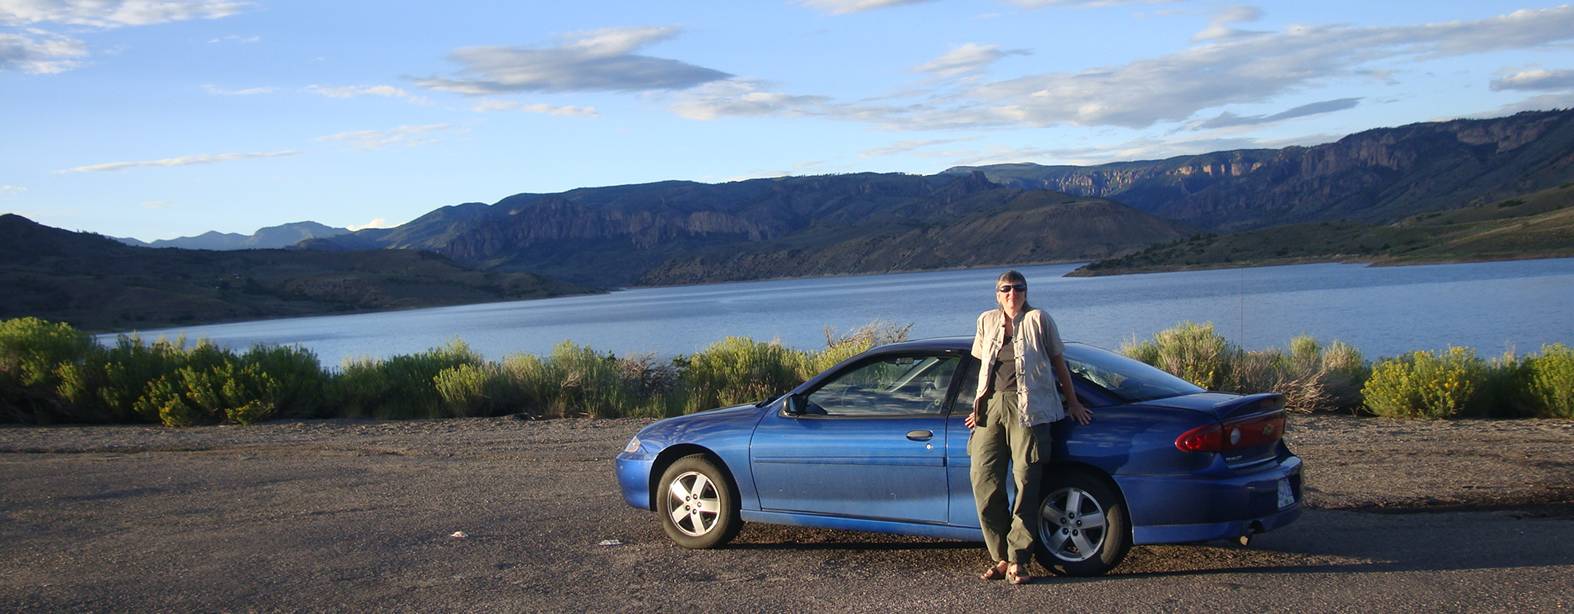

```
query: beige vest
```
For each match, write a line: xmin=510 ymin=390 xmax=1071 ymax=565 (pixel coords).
xmin=971 ymin=308 xmax=1066 ymax=426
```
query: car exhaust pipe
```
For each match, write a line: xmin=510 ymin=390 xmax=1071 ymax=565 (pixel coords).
xmin=1236 ymin=521 xmax=1265 ymax=546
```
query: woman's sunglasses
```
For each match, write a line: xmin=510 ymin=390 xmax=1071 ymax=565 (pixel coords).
xmin=998 ymin=283 xmax=1027 ymax=294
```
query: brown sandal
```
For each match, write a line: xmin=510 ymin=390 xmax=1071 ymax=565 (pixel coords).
xmin=1007 ymin=563 xmax=1033 ymax=585
xmin=979 ymin=561 xmax=1007 ymax=581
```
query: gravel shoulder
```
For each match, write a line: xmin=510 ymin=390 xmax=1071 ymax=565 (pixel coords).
xmin=1 ymin=414 xmax=1570 ymax=611
xmin=3 ymin=414 xmax=1568 ymax=511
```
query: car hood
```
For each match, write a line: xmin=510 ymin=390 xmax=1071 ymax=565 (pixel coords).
xmin=636 ymin=402 xmax=767 ymax=446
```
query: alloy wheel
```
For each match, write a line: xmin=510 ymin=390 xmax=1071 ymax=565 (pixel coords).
xmin=1039 ymin=486 xmax=1108 ymax=562
xmin=665 ymin=470 xmax=721 ymax=537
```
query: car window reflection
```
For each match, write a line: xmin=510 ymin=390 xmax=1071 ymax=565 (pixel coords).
xmin=805 ymin=355 xmax=958 ymax=417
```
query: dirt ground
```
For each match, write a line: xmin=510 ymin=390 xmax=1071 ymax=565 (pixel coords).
xmin=1 ymin=414 xmax=1570 ymax=611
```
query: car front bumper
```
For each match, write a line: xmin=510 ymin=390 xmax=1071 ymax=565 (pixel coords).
xmin=615 ymin=453 xmax=655 ymax=511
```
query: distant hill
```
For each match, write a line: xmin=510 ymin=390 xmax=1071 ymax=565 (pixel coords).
xmin=946 ymin=109 xmax=1574 ymax=231
xmin=0 ymin=214 xmax=587 ymax=331
xmin=114 ymin=221 xmax=351 ymax=250
xmin=305 ymin=172 xmax=1186 ymax=285
xmin=641 ymin=188 xmax=1184 ymax=284
xmin=1069 ymin=182 xmax=1574 ymax=276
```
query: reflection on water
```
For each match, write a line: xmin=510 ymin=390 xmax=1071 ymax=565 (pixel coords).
xmin=103 ymin=258 xmax=1574 ymax=367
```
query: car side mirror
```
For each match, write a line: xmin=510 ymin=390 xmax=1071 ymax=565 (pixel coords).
xmin=785 ymin=394 xmax=805 ymax=416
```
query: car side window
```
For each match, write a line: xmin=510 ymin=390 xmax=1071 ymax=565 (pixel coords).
xmin=948 ymin=362 xmax=978 ymax=415
xmin=804 ymin=354 xmax=959 ymax=417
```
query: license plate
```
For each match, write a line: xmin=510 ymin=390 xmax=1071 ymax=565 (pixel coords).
xmin=1276 ymin=478 xmax=1295 ymax=509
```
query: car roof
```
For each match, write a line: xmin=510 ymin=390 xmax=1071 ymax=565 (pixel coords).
xmin=875 ymin=336 xmax=1095 ymax=353
xmin=875 ymin=336 xmax=971 ymax=353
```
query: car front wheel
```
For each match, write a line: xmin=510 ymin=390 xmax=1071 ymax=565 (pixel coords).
xmin=1035 ymin=470 xmax=1131 ymax=576
xmin=656 ymin=454 xmax=741 ymax=549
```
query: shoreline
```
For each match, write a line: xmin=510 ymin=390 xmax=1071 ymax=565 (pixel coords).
xmin=1066 ymin=252 xmax=1574 ymax=277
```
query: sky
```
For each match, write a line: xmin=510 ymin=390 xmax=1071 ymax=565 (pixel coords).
xmin=3 ymin=1 xmax=1573 ymax=241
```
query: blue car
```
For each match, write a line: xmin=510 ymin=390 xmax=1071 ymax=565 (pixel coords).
xmin=615 ymin=338 xmax=1302 ymax=576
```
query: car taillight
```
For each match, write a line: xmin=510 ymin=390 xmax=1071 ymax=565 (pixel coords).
xmin=1175 ymin=424 xmax=1223 ymax=452
xmin=1175 ymin=413 xmax=1286 ymax=453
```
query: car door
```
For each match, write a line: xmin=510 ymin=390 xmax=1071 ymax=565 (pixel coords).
xmin=751 ymin=352 xmax=962 ymax=524
xmin=944 ymin=354 xmax=1122 ymax=527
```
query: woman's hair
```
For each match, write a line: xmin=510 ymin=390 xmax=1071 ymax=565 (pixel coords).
xmin=994 ymin=270 xmax=1034 ymax=312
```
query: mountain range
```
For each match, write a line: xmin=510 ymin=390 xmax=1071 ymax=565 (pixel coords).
xmin=302 ymin=171 xmax=1185 ymax=285
xmin=6 ymin=108 xmax=1572 ymax=330
xmin=115 ymin=221 xmax=351 ymax=250
xmin=297 ymin=109 xmax=1572 ymax=285
xmin=0 ymin=214 xmax=585 ymax=331
xmin=945 ymin=109 xmax=1574 ymax=231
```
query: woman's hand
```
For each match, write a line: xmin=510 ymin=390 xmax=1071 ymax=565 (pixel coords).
xmin=1067 ymin=399 xmax=1093 ymax=425
xmin=965 ymin=396 xmax=984 ymax=429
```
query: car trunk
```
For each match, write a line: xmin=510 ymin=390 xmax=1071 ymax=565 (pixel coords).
xmin=1144 ymin=392 xmax=1288 ymax=470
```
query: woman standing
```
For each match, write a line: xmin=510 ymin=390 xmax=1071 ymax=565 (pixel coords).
xmin=966 ymin=270 xmax=1093 ymax=585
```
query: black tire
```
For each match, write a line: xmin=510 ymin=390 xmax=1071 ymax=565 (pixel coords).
xmin=656 ymin=454 xmax=741 ymax=549
xmin=1034 ymin=469 xmax=1131 ymax=576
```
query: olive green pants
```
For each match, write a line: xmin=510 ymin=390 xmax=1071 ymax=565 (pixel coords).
xmin=968 ymin=392 xmax=1051 ymax=564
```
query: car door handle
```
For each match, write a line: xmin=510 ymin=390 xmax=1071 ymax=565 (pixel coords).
xmin=906 ymin=430 xmax=933 ymax=441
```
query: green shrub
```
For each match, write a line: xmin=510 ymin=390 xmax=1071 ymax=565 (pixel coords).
xmin=1320 ymin=341 xmax=1369 ymax=411
xmin=1362 ymin=347 xmax=1484 ymax=418
xmin=0 ymin=317 xmax=96 ymax=422
xmin=550 ymin=341 xmax=637 ymax=418
xmin=135 ymin=374 xmax=201 ymax=427
xmin=1527 ymin=343 xmax=1574 ymax=418
xmin=241 ymin=345 xmax=327 ymax=419
xmin=679 ymin=337 xmax=805 ymax=414
xmin=497 ymin=353 xmax=561 ymax=417
xmin=1121 ymin=322 xmax=1232 ymax=390
xmin=94 ymin=336 xmax=195 ymax=423
xmin=1465 ymin=351 xmax=1534 ymax=418
xmin=332 ymin=340 xmax=483 ymax=419
xmin=434 ymin=362 xmax=502 ymax=418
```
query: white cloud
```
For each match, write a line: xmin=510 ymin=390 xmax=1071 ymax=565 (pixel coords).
xmin=1478 ymin=91 xmax=1574 ymax=116
xmin=206 ymin=33 xmax=258 ymax=44
xmin=673 ymin=6 xmax=1574 ymax=132
xmin=58 ymin=150 xmax=299 ymax=173
xmin=799 ymin=0 xmax=933 ymax=14
xmin=414 ymin=26 xmax=730 ymax=95
xmin=347 ymin=217 xmax=392 ymax=231
xmin=1008 ymin=0 xmax=1177 ymax=8
xmin=0 ymin=0 xmax=249 ymax=28
xmin=670 ymin=80 xmax=834 ymax=120
xmin=860 ymin=138 xmax=971 ymax=158
xmin=1193 ymin=5 xmax=1263 ymax=41
xmin=470 ymin=99 xmax=598 ymax=117
xmin=305 ymin=84 xmax=428 ymax=104
xmin=0 ymin=184 xmax=26 ymax=195
xmin=315 ymin=123 xmax=455 ymax=150
xmin=915 ymin=43 xmax=1029 ymax=78
xmin=0 ymin=29 xmax=86 ymax=73
xmin=1186 ymin=97 xmax=1362 ymax=130
xmin=950 ymin=133 xmax=1319 ymax=167
xmin=202 ymin=83 xmax=273 ymax=95
xmin=1490 ymin=68 xmax=1574 ymax=92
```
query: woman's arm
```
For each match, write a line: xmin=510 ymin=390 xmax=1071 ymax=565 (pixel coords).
xmin=1051 ymin=352 xmax=1093 ymax=425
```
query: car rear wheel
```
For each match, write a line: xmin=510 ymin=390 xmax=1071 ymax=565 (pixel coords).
xmin=1035 ymin=470 xmax=1131 ymax=576
xmin=657 ymin=454 xmax=741 ymax=549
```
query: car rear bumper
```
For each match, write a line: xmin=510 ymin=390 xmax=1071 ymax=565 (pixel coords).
xmin=615 ymin=454 xmax=654 ymax=511
xmin=1119 ymin=454 xmax=1304 ymax=545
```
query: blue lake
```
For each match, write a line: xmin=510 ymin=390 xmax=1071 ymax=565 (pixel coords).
xmin=105 ymin=258 xmax=1574 ymax=366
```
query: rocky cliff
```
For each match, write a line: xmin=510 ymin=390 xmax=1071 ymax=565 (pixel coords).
xmin=306 ymin=172 xmax=1175 ymax=285
xmin=948 ymin=109 xmax=1574 ymax=230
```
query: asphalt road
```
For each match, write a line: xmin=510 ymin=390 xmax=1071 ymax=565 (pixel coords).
xmin=1 ymin=417 xmax=1570 ymax=612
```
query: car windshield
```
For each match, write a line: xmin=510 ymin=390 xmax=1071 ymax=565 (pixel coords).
xmin=1063 ymin=344 xmax=1204 ymax=403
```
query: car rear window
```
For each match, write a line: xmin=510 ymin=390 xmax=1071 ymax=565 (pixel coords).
xmin=1064 ymin=344 xmax=1204 ymax=403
